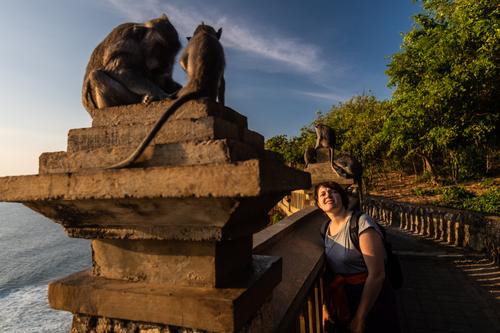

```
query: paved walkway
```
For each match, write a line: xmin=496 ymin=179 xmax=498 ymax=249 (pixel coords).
xmin=386 ymin=227 xmax=500 ymax=333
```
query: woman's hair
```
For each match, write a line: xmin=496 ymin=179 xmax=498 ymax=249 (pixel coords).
xmin=314 ymin=181 xmax=349 ymax=209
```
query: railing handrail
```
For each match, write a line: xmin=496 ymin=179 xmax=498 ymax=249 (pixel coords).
xmin=254 ymin=206 xmax=327 ymax=332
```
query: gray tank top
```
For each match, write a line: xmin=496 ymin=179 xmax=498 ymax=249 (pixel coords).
xmin=324 ymin=213 xmax=383 ymax=275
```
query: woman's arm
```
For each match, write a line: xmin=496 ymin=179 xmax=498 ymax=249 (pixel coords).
xmin=349 ymin=228 xmax=386 ymax=333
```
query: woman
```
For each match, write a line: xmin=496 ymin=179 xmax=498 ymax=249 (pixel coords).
xmin=315 ymin=182 xmax=400 ymax=333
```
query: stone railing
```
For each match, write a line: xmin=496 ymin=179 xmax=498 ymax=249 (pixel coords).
xmin=282 ymin=190 xmax=500 ymax=267
xmin=363 ymin=195 xmax=500 ymax=266
xmin=253 ymin=207 xmax=327 ymax=333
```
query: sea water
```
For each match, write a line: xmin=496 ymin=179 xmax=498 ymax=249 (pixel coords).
xmin=0 ymin=203 xmax=91 ymax=333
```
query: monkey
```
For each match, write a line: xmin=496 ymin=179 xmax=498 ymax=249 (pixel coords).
xmin=107 ymin=23 xmax=225 ymax=169
xmin=304 ymin=146 xmax=317 ymax=168
xmin=314 ymin=124 xmax=341 ymax=176
xmin=334 ymin=155 xmax=364 ymax=209
xmin=82 ymin=14 xmax=182 ymax=115
xmin=177 ymin=23 xmax=225 ymax=104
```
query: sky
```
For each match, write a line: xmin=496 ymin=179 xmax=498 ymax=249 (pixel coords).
xmin=0 ymin=0 xmax=421 ymax=176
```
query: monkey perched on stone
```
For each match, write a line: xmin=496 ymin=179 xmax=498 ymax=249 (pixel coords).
xmin=314 ymin=124 xmax=340 ymax=175
xmin=334 ymin=155 xmax=364 ymax=209
xmin=177 ymin=24 xmax=225 ymax=104
xmin=82 ymin=15 xmax=182 ymax=116
xmin=108 ymin=23 xmax=225 ymax=169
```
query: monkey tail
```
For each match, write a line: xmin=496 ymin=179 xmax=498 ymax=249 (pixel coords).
xmin=107 ymin=91 xmax=203 ymax=169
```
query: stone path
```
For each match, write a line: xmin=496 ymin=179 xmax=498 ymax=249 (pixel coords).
xmin=386 ymin=227 xmax=500 ymax=333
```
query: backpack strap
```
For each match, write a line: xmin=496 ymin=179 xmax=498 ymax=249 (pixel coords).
xmin=349 ymin=210 xmax=363 ymax=252
xmin=320 ymin=218 xmax=330 ymax=241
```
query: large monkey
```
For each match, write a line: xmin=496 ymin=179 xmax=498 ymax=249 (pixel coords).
xmin=108 ymin=23 xmax=225 ymax=169
xmin=82 ymin=15 xmax=182 ymax=116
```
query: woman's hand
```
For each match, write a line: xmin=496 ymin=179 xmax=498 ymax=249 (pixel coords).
xmin=322 ymin=304 xmax=330 ymax=331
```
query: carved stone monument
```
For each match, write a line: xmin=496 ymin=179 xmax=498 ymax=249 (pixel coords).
xmin=0 ymin=98 xmax=310 ymax=332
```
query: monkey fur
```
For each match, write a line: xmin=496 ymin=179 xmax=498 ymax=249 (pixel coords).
xmin=314 ymin=124 xmax=341 ymax=175
xmin=304 ymin=146 xmax=317 ymax=168
xmin=82 ymin=15 xmax=182 ymax=116
xmin=108 ymin=23 xmax=225 ymax=169
xmin=177 ymin=23 xmax=225 ymax=104
xmin=335 ymin=155 xmax=364 ymax=209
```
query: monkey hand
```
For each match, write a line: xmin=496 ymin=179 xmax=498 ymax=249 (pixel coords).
xmin=142 ymin=92 xmax=169 ymax=104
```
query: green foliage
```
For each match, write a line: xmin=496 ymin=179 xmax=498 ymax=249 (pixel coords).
xmin=385 ymin=0 xmax=499 ymax=180
xmin=265 ymin=128 xmax=316 ymax=166
xmin=269 ymin=210 xmax=286 ymax=225
xmin=438 ymin=186 xmax=475 ymax=206
xmin=265 ymin=0 xmax=499 ymax=186
xmin=433 ymin=185 xmax=500 ymax=214
xmin=462 ymin=187 xmax=500 ymax=215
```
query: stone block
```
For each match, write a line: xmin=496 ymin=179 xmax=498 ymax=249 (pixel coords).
xmin=91 ymin=98 xmax=247 ymax=129
xmin=39 ymin=139 xmax=261 ymax=174
xmin=91 ymin=237 xmax=253 ymax=288
xmin=304 ymin=162 xmax=354 ymax=186
xmin=67 ymin=117 xmax=240 ymax=153
xmin=1 ymin=159 xmax=310 ymax=202
xmin=49 ymin=255 xmax=282 ymax=333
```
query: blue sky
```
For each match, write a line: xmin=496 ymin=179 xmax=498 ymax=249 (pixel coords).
xmin=0 ymin=0 xmax=420 ymax=176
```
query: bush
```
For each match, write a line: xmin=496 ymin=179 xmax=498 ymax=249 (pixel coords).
xmin=438 ymin=186 xmax=475 ymax=207
xmin=462 ymin=187 xmax=500 ymax=215
xmin=434 ymin=185 xmax=500 ymax=215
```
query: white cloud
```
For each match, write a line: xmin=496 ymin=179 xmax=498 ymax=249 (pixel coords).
xmin=297 ymin=90 xmax=350 ymax=103
xmin=105 ymin=0 xmax=327 ymax=74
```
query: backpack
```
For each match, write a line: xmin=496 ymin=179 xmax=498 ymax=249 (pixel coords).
xmin=320 ymin=211 xmax=404 ymax=290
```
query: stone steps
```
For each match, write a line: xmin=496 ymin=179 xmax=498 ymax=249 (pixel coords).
xmin=91 ymin=98 xmax=247 ymax=128
xmin=39 ymin=139 xmax=261 ymax=174
xmin=67 ymin=116 xmax=264 ymax=153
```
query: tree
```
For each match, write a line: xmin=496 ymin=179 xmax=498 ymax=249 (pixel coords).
xmin=385 ymin=0 xmax=499 ymax=180
xmin=316 ymin=94 xmax=392 ymax=177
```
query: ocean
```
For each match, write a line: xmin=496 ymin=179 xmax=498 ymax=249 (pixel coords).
xmin=0 ymin=203 xmax=91 ymax=333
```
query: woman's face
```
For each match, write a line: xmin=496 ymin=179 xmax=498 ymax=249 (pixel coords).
xmin=317 ymin=185 xmax=342 ymax=213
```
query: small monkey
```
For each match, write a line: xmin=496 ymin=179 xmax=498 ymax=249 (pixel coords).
xmin=335 ymin=154 xmax=364 ymax=207
xmin=108 ymin=23 xmax=225 ymax=169
xmin=314 ymin=124 xmax=340 ymax=175
xmin=82 ymin=15 xmax=182 ymax=115
xmin=177 ymin=23 xmax=225 ymax=103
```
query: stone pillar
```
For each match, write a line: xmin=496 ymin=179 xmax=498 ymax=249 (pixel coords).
xmin=427 ymin=209 xmax=435 ymax=237
xmin=0 ymin=99 xmax=311 ymax=333
xmin=421 ymin=208 xmax=429 ymax=236
xmin=446 ymin=213 xmax=456 ymax=245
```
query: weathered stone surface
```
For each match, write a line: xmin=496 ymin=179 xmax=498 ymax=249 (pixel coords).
xmin=49 ymin=255 xmax=282 ymax=333
xmin=71 ymin=314 xmax=206 ymax=333
xmin=22 ymin=194 xmax=284 ymax=241
xmin=0 ymin=159 xmax=310 ymax=202
xmin=304 ymin=162 xmax=354 ymax=186
xmin=68 ymin=117 xmax=239 ymax=153
xmin=39 ymin=139 xmax=260 ymax=174
xmin=91 ymin=237 xmax=252 ymax=287
xmin=91 ymin=98 xmax=247 ymax=129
